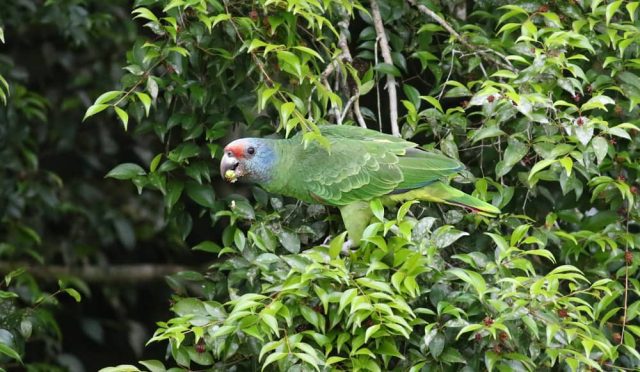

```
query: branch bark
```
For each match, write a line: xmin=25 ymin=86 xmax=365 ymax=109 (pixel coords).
xmin=0 ymin=262 xmax=191 ymax=284
xmin=370 ymin=0 xmax=400 ymax=137
xmin=406 ymin=0 xmax=515 ymax=72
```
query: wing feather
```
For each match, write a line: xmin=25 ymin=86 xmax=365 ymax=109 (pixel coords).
xmin=286 ymin=126 xmax=464 ymax=206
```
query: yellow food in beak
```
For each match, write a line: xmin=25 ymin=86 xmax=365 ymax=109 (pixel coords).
xmin=224 ymin=169 xmax=238 ymax=183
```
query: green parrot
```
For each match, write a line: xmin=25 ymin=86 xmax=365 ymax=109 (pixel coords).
xmin=220 ymin=125 xmax=500 ymax=246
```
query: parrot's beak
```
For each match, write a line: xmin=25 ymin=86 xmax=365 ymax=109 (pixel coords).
xmin=220 ymin=152 xmax=241 ymax=183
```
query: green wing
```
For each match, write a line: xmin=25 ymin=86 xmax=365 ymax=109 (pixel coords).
xmin=288 ymin=126 xmax=464 ymax=206
xmin=395 ymin=149 xmax=464 ymax=191
xmin=295 ymin=134 xmax=406 ymax=206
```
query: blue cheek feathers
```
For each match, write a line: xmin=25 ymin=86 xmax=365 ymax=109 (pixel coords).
xmin=245 ymin=142 xmax=275 ymax=184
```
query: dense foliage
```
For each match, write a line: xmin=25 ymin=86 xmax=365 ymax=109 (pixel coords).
xmin=0 ymin=1 xmax=179 ymax=370
xmin=3 ymin=0 xmax=640 ymax=371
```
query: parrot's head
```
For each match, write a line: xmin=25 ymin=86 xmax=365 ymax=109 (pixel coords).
xmin=220 ymin=138 xmax=275 ymax=184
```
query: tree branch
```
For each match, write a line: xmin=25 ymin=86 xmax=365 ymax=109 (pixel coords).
xmin=406 ymin=0 xmax=515 ymax=72
xmin=370 ymin=0 xmax=400 ymax=137
xmin=0 ymin=262 xmax=191 ymax=284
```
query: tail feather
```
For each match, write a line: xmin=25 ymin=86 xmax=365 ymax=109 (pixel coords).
xmin=387 ymin=182 xmax=501 ymax=216
xmin=429 ymin=182 xmax=500 ymax=215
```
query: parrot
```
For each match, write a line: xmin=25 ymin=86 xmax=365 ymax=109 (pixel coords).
xmin=220 ymin=125 xmax=500 ymax=246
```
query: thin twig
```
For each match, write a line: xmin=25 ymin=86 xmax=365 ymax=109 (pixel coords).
xmin=374 ymin=36 xmax=382 ymax=132
xmin=320 ymin=16 xmax=351 ymax=124
xmin=438 ymin=49 xmax=457 ymax=100
xmin=354 ymin=97 xmax=367 ymax=128
xmin=370 ymin=0 xmax=400 ymax=136
xmin=406 ymin=0 xmax=515 ymax=72
xmin=339 ymin=95 xmax=358 ymax=123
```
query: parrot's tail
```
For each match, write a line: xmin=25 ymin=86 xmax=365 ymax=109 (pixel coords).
xmin=387 ymin=182 xmax=501 ymax=216
xmin=432 ymin=182 xmax=501 ymax=216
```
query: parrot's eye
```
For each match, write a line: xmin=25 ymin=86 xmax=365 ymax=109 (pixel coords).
xmin=247 ymin=146 xmax=256 ymax=155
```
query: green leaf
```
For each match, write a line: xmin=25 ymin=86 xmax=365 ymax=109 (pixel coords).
xmin=135 ymin=92 xmax=152 ymax=117
xmin=591 ymin=136 xmax=608 ymax=164
xmin=262 ymin=352 xmax=288 ymax=371
xmin=364 ymin=324 xmax=380 ymax=343
xmin=581 ymin=95 xmax=615 ymax=112
xmin=448 ymin=268 xmax=487 ymax=298
xmin=260 ymin=313 xmax=279 ymax=336
xmin=496 ymin=138 xmax=528 ymax=178
xmin=138 ymin=360 xmax=165 ymax=372
xmin=370 ymin=199 xmax=384 ymax=222
xmin=83 ymin=104 xmax=110 ymax=121
xmin=63 ymin=288 xmax=82 ymax=302
xmin=329 ymin=232 xmax=347 ymax=259
xmin=374 ymin=63 xmax=401 ymax=77
xmin=95 ymin=91 xmax=123 ymax=105
xmin=132 ymin=7 xmax=159 ymax=24
xmin=0 ymin=344 xmax=22 ymax=363
xmin=528 ymin=159 xmax=557 ymax=181
xmin=106 ymin=163 xmax=146 ymax=180
xmin=185 ymin=182 xmax=215 ymax=208
xmin=521 ymin=20 xmax=537 ymax=38
xmin=276 ymin=51 xmax=302 ymax=78
xmin=428 ymin=332 xmax=445 ymax=358
xmin=114 ymin=106 xmax=129 ymax=130
xmin=279 ymin=102 xmax=295 ymax=127
xmin=277 ymin=229 xmax=300 ymax=254
xmin=292 ymin=46 xmax=324 ymax=62
xmin=259 ymin=340 xmax=283 ymax=362
xmin=559 ymin=157 xmax=573 ymax=176
xmin=192 ymin=241 xmax=221 ymax=253
xmin=420 ymin=95 xmax=443 ymax=112
xmin=606 ymin=0 xmax=623 ymax=25
xmin=627 ymin=2 xmax=640 ymax=21
xmin=471 ymin=127 xmax=505 ymax=143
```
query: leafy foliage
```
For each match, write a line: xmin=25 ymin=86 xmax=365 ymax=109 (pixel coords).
xmin=7 ymin=0 xmax=640 ymax=370
xmin=0 ymin=1 xmax=176 ymax=370
xmin=96 ymin=0 xmax=640 ymax=371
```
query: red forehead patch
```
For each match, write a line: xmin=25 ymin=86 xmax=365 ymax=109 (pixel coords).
xmin=225 ymin=141 xmax=245 ymax=158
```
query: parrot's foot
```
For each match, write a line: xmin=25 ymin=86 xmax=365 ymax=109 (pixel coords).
xmin=340 ymin=239 xmax=353 ymax=256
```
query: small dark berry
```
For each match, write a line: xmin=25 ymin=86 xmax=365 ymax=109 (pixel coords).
xmin=625 ymin=251 xmax=633 ymax=265
xmin=613 ymin=332 xmax=622 ymax=343
xmin=538 ymin=5 xmax=550 ymax=12
xmin=558 ymin=309 xmax=568 ymax=318
xmin=572 ymin=94 xmax=582 ymax=102
xmin=195 ymin=341 xmax=206 ymax=353
xmin=499 ymin=332 xmax=509 ymax=341
xmin=475 ymin=333 xmax=482 ymax=341
xmin=614 ymin=105 xmax=623 ymax=115
xmin=249 ymin=9 xmax=259 ymax=20
xmin=483 ymin=316 xmax=494 ymax=326
xmin=576 ymin=117 xmax=584 ymax=126
xmin=630 ymin=185 xmax=638 ymax=194
xmin=617 ymin=174 xmax=626 ymax=182
xmin=487 ymin=95 xmax=495 ymax=103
